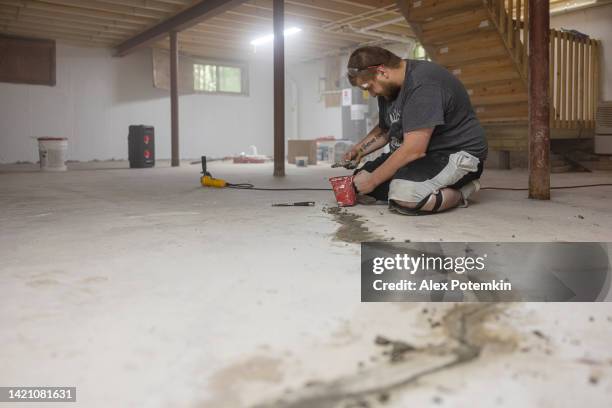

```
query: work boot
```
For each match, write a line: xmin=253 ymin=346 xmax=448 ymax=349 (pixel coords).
xmin=459 ymin=179 xmax=481 ymax=207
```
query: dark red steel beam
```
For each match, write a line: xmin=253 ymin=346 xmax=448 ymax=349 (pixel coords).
xmin=528 ymin=0 xmax=550 ymax=200
xmin=115 ymin=0 xmax=250 ymax=57
xmin=273 ymin=0 xmax=285 ymax=177
xmin=170 ymin=31 xmax=179 ymax=167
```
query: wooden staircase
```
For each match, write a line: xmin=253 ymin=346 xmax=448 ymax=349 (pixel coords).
xmin=397 ymin=0 xmax=601 ymax=151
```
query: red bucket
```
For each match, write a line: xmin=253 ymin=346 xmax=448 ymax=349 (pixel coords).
xmin=329 ymin=175 xmax=356 ymax=207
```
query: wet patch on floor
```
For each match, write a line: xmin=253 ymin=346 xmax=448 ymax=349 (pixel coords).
xmin=255 ymin=304 xmax=517 ymax=408
xmin=323 ymin=207 xmax=386 ymax=243
xmin=198 ymin=356 xmax=283 ymax=408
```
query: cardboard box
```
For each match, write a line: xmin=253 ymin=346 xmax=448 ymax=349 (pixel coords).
xmin=288 ymin=140 xmax=317 ymax=165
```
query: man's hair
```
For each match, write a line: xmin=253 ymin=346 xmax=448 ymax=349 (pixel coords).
xmin=347 ymin=46 xmax=402 ymax=86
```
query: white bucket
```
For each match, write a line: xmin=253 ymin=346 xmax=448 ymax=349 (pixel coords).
xmin=38 ymin=137 xmax=68 ymax=171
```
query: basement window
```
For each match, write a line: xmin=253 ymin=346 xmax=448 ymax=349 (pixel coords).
xmin=193 ymin=62 xmax=247 ymax=95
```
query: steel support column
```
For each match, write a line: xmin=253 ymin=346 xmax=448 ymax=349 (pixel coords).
xmin=528 ymin=0 xmax=550 ymax=199
xmin=273 ymin=0 xmax=285 ymax=177
xmin=170 ymin=31 xmax=180 ymax=167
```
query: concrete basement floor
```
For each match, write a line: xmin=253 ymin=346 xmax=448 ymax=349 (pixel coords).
xmin=1 ymin=160 xmax=612 ymax=408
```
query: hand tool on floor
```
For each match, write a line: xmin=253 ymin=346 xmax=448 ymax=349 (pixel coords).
xmin=200 ymin=155 xmax=228 ymax=187
xmin=271 ymin=201 xmax=315 ymax=207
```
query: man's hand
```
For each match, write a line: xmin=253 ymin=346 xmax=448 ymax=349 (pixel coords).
xmin=353 ymin=170 xmax=377 ymax=195
xmin=343 ymin=146 xmax=363 ymax=164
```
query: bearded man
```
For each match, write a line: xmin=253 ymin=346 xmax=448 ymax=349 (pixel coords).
xmin=345 ymin=46 xmax=487 ymax=215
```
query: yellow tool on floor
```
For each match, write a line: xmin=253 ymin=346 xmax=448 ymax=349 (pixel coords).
xmin=197 ymin=155 xmax=332 ymax=192
xmin=200 ymin=175 xmax=227 ymax=188
xmin=199 ymin=156 xmax=227 ymax=187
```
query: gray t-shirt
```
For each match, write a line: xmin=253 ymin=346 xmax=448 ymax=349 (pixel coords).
xmin=378 ymin=59 xmax=487 ymax=159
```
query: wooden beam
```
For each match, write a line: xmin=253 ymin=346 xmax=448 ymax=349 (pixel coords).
xmin=90 ymin=0 xmax=181 ymax=14
xmin=34 ymin=0 xmax=168 ymax=19
xmin=1 ymin=26 xmax=115 ymax=45
xmin=528 ymin=0 xmax=550 ymax=200
xmin=115 ymin=0 xmax=250 ymax=56
xmin=0 ymin=11 xmax=137 ymax=35
xmin=0 ymin=5 xmax=148 ymax=30
xmin=170 ymin=30 xmax=179 ymax=167
xmin=0 ymin=0 xmax=154 ymax=25
xmin=0 ymin=18 xmax=127 ymax=40
xmin=199 ymin=13 xmax=381 ymax=42
xmin=273 ymin=0 xmax=285 ymax=177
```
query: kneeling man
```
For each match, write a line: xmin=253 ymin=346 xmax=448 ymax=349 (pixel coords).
xmin=346 ymin=46 xmax=487 ymax=215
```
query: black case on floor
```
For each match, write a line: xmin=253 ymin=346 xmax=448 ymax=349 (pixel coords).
xmin=128 ymin=125 xmax=155 ymax=168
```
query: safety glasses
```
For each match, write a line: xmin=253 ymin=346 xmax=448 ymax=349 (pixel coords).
xmin=346 ymin=64 xmax=384 ymax=76
xmin=347 ymin=64 xmax=383 ymax=90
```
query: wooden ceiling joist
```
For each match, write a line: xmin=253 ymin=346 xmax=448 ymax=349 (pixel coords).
xmin=0 ymin=0 xmax=156 ymax=25
xmin=0 ymin=0 xmax=416 ymax=60
xmin=115 ymin=0 xmax=250 ymax=56
xmin=33 ymin=0 xmax=169 ymax=19
xmin=0 ymin=5 xmax=147 ymax=30
xmin=197 ymin=14 xmax=392 ymax=42
xmin=0 ymin=18 xmax=127 ymax=39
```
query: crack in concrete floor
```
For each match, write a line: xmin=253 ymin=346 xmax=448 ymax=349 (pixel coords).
xmin=255 ymin=303 xmax=513 ymax=408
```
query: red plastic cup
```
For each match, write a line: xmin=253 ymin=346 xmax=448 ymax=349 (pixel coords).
xmin=329 ymin=175 xmax=356 ymax=207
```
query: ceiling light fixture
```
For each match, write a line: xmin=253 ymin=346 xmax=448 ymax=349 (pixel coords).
xmin=250 ymin=27 xmax=302 ymax=46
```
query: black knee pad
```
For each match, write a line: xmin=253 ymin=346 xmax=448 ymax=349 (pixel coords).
xmin=389 ymin=191 xmax=443 ymax=216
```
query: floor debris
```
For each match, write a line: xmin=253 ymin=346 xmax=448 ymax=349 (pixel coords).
xmin=256 ymin=304 xmax=515 ymax=408
xmin=323 ymin=207 xmax=385 ymax=243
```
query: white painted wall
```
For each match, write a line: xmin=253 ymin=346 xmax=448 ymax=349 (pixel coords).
xmin=551 ymin=3 xmax=612 ymax=101
xmin=0 ymin=42 xmax=275 ymax=163
xmin=283 ymin=41 xmax=415 ymax=143
xmin=286 ymin=59 xmax=343 ymax=141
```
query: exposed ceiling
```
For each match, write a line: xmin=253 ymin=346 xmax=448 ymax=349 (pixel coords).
xmin=0 ymin=0 xmax=414 ymax=60
xmin=0 ymin=0 xmax=606 ymax=61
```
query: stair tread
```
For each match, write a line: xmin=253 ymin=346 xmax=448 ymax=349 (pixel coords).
xmin=401 ymin=0 xmax=531 ymax=128
xmin=438 ymin=51 xmax=510 ymax=67
xmin=423 ymin=25 xmax=496 ymax=46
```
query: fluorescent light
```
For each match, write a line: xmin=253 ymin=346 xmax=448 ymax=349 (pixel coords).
xmin=284 ymin=27 xmax=302 ymax=36
xmin=250 ymin=34 xmax=274 ymax=46
xmin=250 ymin=27 xmax=302 ymax=46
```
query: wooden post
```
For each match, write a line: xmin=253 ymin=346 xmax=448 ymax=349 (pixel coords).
xmin=273 ymin=0 xmax=285 ymax=177
xmin=555 ymin=30 xmax=562 ymax=127
xmin=560 ymin=32 xmax=567 ymax=127
xmin=170 ymin=31 xmax=180 ymax=167
xmin=523 ymin=0 xmax=529 ymax=76
xmin=572 ymin=36 xmax=579 ymax=127
xmin=528 ymin=0 xmax=550 ymax=200
xmin=549 ymin=29 xmax=553 ymax=124
xmin=586 ymin=40 xmax=591 ymax=126
xmin=515 ymin=0 xmax=522 ymax=61
xmin=507 ymin=0 xmax=513 ymax=48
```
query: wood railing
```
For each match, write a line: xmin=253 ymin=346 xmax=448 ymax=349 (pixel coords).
xmin=550 ymin=29 xmax=600 ymax=129
xmin=486 ymin=0 xmax=529 ymax=78
xmin=487 ymin=0 xmax=600 ymax=129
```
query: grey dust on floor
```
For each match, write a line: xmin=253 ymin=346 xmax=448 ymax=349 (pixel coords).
xmin=254 ymin=304 xmax=512 ymax=408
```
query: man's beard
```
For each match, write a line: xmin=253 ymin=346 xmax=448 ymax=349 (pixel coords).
xmin=380 ymin=82 xmax=401 ymax=100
